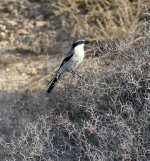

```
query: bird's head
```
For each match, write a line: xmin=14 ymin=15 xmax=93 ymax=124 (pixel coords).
xmin=72 ymin=39 xmax=89 ymax=49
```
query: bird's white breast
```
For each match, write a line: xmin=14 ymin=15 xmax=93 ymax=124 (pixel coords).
xmin=74 ymin=44 xmax=85 ymax=61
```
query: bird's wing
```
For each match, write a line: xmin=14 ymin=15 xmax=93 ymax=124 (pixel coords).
xmin=59 ymin=53 xmax=74 ymax=68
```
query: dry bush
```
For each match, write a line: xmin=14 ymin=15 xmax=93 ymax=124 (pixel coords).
xmin=53 ymin=0 xmax=145 ymax=40
xmin=0 ymin=22 xmax=150 ymax=161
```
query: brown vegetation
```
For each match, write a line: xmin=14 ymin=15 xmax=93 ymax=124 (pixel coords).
xmin=53 ymin=0 xmax=145 ymax=40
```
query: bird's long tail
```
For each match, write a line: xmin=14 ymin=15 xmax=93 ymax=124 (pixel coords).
xmin=47 ymin=72 xmax=61 ymax=93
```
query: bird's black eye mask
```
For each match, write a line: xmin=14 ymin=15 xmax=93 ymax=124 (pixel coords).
xmin=72 ymin=40 xmax=89 ymax=48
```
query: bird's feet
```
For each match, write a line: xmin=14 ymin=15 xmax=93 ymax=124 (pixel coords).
xmin=70 ymin=71 xmax=82 ymax=79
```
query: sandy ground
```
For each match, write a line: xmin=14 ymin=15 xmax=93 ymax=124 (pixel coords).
xmin=0 ymin=52 xmax=62 ymax=92
xmin=0 ymin=0 xmax=71 ymax=93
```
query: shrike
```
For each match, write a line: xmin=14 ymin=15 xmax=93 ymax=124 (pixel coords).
xmin=47 ymin=39 xmax=89 ymax=93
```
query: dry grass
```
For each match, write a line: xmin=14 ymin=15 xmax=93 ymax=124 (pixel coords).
xmin=53 ymin=0 xmax=145 ymax=41
xmin=0 ymin=16 xmax=150 ymax=160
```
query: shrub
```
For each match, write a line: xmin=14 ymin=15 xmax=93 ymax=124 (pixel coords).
xmin=0 ymin=32 xmax=149 ymax=161
xmin=53 ymin=0 xmax=145 ymax=40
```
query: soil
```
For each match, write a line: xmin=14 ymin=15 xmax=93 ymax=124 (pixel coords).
xmin=0 ymin=0 xmax=72 ymax=93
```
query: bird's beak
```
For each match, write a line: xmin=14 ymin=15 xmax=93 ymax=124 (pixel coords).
xmin=85 ymin=40 xmax=90 ymax=44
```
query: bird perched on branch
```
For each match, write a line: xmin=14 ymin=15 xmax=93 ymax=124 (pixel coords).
xmin=47 ymin=39 xmax=89 ymax=93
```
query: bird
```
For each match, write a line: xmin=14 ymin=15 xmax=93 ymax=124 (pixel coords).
xmin=47 ymin=39 xmax=89 ymax=93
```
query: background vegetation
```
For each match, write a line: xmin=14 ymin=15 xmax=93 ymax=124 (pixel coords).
xmin=53 ymin=0 xmax=144 ymax=40
xmin=0 ymin=0 xmax=150 ymax=161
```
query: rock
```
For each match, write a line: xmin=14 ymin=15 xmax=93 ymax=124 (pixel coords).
xmin=35 ymin=21 xmax=47 ymax=28
xmin=5 ymin=20 xmax=17 ymax=29
xmin=0 ymin=32 xmax=7 ymax=40
xmin=31 ymin=68 xmax=38 ymax=75
xmin=23 ymin=20 xmax=34 ymax=30
xmin=18 ymin=29 xmax=28 ymax=35
xmin=6 ymin=68 xmax=10 ymax=72
xmin=13 ymin=9 xmax=18 ymax=16
xmin=6 ymin=4 xmax=14 ymax=13
xmin=0 ymin=24 xmax=6 ymax=31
